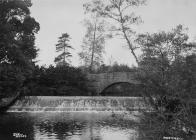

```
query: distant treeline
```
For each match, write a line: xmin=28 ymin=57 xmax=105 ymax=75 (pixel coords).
xmin=23 ymin=65 xmax=90 ymax=96
xmin=80 ymin=63 xmax=136 ymax=74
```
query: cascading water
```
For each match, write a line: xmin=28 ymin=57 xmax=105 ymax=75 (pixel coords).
xmin=3 ymin=97 xmax=153 ymax=140
xmin=8 ymin=96 xmax=151 ymax=112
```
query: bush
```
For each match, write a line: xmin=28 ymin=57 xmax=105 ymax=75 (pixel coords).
xmin=24 ymin=65 xmax=89 ymax=96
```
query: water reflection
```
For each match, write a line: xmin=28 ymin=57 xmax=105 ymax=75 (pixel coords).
xmin=0 ymin=112 xmax=139 ymax=140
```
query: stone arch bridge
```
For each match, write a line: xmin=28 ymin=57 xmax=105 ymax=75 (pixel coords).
xmin=87 ymin=72 xmax=139 ymax=94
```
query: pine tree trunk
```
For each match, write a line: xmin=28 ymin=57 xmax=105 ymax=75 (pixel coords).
xmin=90 ymin=23 xmax=97 ymax=71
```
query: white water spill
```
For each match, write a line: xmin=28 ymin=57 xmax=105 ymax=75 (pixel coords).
xmin=8 ymin=96 xmax=151 ymax=112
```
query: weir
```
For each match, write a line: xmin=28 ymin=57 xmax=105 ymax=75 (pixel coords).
xmin=7 ymin=96 xmax=151 ymax=112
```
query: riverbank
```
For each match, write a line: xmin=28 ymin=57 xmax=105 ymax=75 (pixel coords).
xmin=0 ymin=92 xmax=20 ymax=111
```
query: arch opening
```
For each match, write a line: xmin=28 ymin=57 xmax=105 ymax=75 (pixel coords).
xmin=100 ymin=82 xmax=143 ymax=96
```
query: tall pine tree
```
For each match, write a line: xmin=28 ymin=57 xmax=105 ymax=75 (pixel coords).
xmin=54 ymin=33 xmax=73 ymax=66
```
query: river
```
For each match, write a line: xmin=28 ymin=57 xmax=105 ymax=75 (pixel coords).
xmin=0 ymin=111 xmax=142 ymax=140
xmin=0 ymin=96 xmax=150 ymax=140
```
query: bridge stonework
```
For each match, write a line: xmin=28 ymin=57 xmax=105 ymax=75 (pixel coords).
xmin=87 ymin=72 xmax=139 ymax=94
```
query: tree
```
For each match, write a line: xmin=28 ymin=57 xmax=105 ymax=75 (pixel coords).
xmin=84 ymin=0 xmax=146 ymax=64
xmin=136 ymin=25 xmax=196 ymax=138
xmin=0 ymin=0 xmax=39 ymax=64
xmin=79 ymin=16 xmax=107 ymax=71
xmin=25 ymin=65 xmax=89 ymax=96
xmin=54 ymin=33 xmax=73 ymax=66
xmin=0 ymin=0 xmax=40 ymax=98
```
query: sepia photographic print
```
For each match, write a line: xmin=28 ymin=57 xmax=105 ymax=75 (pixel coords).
xmin=0 ymin=0 xmax=196 ymax=140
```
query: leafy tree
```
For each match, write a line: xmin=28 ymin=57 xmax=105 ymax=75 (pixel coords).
xmin=79 ymin=16 xmax=107 ymax=71
xmin=54 ymin=33 xmax=73 ymax=66
xmin=84 ymin=0 xmax=146 ymax=64
xmin=136 ymin=25 xmax=196 ymax=138
xmin=0 ymin=0 xmax=39 ymax=98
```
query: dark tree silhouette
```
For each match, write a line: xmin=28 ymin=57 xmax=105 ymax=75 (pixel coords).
xmin=0 ymin=0 xmax=40 ymax=98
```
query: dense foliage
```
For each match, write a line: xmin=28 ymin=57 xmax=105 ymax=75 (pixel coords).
xmin=0 ymin=0 xmax=40 ymax=98
xmin=136 ymin=25 xmax=196 ymax=139
xmin=25 ymin=65 xmax=89 ymax=96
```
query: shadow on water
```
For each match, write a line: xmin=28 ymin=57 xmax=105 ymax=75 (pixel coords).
xmin=0 ymin=112 xmax=35 ymax=140
xmin=0 ymin=112 xmax=140 ymax=140
xmin=2 ymin=111 xmax=194 ymax=140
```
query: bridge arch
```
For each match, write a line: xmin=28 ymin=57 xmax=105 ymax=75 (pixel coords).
xmin=100 ymin=82 xmax=143 ymax=96
xmin=87 ymin=72 xmax=140 ymax=95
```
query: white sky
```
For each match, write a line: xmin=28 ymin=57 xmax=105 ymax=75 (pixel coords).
xmin=30 ymin=0 xmax=196 ymax=67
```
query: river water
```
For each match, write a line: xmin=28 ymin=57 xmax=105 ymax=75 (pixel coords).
xmin=0 ymin=96 xmax=150 ymax=140
xmin=0 ymin=111 xmax=141 ymax=140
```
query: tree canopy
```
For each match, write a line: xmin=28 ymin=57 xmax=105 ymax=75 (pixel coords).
xmin=79 ymin=17 xmax=106 ymax=71
xmin=84 ymin=0 xmax=146 ymax=64
xmin=25 ymin=65 xmax=89 ymax=96
xmin=0 ymin=0 xmax=40 ymax=97
xmin=136 ymin=25 xmax=196 ymax=138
